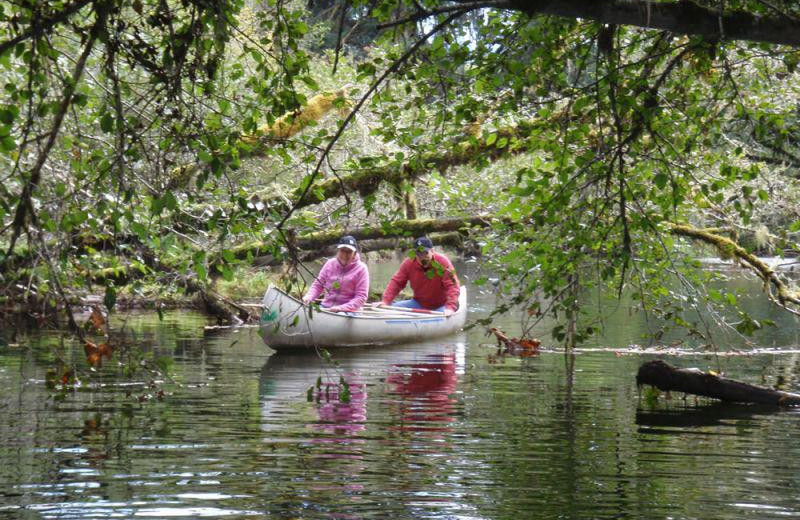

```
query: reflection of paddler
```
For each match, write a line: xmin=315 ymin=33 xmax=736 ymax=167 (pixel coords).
xmin=386 ymin=353 xmax=457 ymax=430
xmin=259 ymin=341 xmax=465 ymax=434
xmin=313 ymin=372 xmax=367 ymax=436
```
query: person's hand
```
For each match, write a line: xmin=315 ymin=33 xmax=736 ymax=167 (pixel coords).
xmin=301 ymin=296 xmax=310 ymax=304
xmin=444 ymin=308 xmax=454 ymax=316
xmin=327 ymin=305 xmax=341 ymax=313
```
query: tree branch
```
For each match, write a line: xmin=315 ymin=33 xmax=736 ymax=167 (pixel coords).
xmin=669 ymin=223 xmax=800 ymax=310
xmin=0 ymin=0 xmax=93 ymax=56
xmin=3 ymin=4 xmax=105 ymax=262
xmin=277 ymin=11 xmax=465 ymax=231
xmin=498 ymin=0 xmax=800 ymax=47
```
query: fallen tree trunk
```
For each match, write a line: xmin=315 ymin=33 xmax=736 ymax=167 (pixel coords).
xmin=292 ymin=215 xmax=496 ymax=250
xmin=636 ymin=360 xmax=800 ymax=406
xmin=228 ymin=215 xmax=498 ymax=266
xmin=252 ymin=231 xmax=469 ymax=266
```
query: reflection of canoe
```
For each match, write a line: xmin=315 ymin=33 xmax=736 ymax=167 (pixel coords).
xmin=259 ymin=285 xmax=467 ymax=350
xmin=259 ymin=339 xmax=467 ymax=434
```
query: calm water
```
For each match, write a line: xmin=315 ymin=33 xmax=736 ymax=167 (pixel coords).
xmin=3 ymin=263 xmax=800 ymax=519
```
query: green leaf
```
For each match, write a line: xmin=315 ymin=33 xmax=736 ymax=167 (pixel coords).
xmin=0 ymin=135 xmax=14 ymax=152
xmin=194 ymin=263 xmax=207 ymax=280
xmin=104 ymin=285 xmax=117 ymax=313
xmin=131 ymin=222 xmax=147 ymax=240
xmin=221 ymin=265 xmax=233 ymax=282
xmin=155 ymin=356 xmax=173 ymax=374
xmin=163 ymin=191 xmax=178 ymax=211
xmin=0 ymin=106 xmax=17 ymax=124
xmin=100 ymin=113 xmax=114 ymax=133
xmin=300 ymin=75 xmax=318 ymax=89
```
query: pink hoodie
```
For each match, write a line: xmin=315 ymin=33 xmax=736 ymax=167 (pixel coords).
xmin=304 ymin=253 xmax=369 ymax=312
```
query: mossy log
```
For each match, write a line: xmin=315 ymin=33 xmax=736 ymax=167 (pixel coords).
xmin=637 ymin=360 xmax=800 ymax=406
xmin=294 ymin=215 xmax=496 ymax=250
xmin=253 ymin=231 xmax=469 ymax=266
xmin=250 ymin=121 xmax=540 ymax=216
xmin=181 ymin=277 xmax=254 ymax=324
xmin=227 ymin=215 xmax=497 ymax=265
xmin=177 ymin=113 xmax=562 ymax=225
xmin=168 ymin=90 xmax=350 ymax=189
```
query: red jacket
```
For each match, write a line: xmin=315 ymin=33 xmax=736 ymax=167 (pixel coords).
xmin=381 ymin=252 xmax=460 ymax=311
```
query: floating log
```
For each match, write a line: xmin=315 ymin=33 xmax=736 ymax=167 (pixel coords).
xmin=636 ymin=359 xmax=800 ymax=406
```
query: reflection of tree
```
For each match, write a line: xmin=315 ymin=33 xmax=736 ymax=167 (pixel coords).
xmin=386 ymin=353 xmax=458 ymax=433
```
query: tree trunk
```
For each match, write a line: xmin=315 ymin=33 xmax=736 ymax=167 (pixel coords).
xmin=636 ymin=360 xmax=800 ymax=406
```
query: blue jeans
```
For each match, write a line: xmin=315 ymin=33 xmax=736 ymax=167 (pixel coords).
xmin=390 ymin=299 xmax=445 ymax=312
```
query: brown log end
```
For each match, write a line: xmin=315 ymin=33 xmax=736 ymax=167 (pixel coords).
xmin=636 ymin=359 xmax=677 ymax=390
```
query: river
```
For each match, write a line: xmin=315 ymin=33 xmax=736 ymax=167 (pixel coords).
xmin=2 ymin=259 xmax=800 ymax=519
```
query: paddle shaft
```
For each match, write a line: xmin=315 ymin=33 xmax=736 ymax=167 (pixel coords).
xmin=372 ymin=304 xmax=445 ymax=315
xmin=355 ymin=310 xmax=432 ymax=319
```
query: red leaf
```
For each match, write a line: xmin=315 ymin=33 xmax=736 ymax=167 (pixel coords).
xmin=97 ymin=343 xmax=113 ymax=359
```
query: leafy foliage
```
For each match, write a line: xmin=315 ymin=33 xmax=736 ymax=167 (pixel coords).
xmin=3 ymin=0 xmax=800 ymax=357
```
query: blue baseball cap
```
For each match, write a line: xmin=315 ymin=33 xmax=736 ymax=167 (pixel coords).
xmin=337 ymin=235 xmax=358 ymax=251
xmin=414 ymin=236 xmax=433 ymax=251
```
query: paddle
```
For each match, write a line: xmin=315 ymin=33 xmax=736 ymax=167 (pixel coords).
xmin=356 ymin=310 xmax=427 ymax=319
xmin=369 ymin=304 xmax=446 ymax=316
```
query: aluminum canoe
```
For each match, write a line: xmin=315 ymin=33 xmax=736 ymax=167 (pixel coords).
xmin=260 ymin=285 xmax=467 ymax=350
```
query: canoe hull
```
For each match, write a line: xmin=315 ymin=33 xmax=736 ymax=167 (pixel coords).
xmin=260 ymin=286 xmax=467 ymax=350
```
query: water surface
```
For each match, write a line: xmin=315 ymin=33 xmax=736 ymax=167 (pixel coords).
xmin=2 ymin=266 xmax=800 ymax=519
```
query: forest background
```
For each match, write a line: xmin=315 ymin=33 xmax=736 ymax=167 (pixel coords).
xmin=2 ymin=0 xmax=800 ymax=359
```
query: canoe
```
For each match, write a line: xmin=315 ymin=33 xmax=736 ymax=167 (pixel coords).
xmin=259 ymin=285 xmax=467 ymax=350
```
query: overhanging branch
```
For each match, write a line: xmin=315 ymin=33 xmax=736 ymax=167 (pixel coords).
xmin=493 ymin=0 xmax=800 ymax=47
xmin=669 ymin=223 xmax=800 ymax=310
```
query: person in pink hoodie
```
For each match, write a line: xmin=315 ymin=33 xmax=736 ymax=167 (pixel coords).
xmin=301 ymin=235 xmax=369 ymax=313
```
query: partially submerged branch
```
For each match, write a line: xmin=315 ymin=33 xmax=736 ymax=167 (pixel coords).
xmin=637 ymin=359 xmax=800 ymax=406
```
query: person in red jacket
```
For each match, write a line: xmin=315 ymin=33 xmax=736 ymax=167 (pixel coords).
xmin=379 ymin=237 xmax=460 ymax=315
